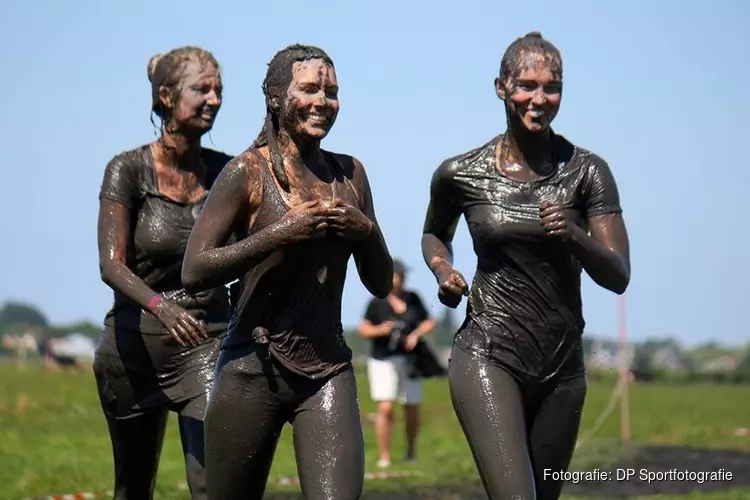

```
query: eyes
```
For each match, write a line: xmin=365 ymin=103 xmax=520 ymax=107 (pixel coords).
xmin=190 ymin=83 xmax=223 ymax=98
xmin=515 ymin=80 xmax=561 ymax=96
xmin=298 ymin=82 xmax=339 ymax=100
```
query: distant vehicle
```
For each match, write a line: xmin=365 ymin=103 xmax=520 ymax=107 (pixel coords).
xmin=46 ymin=333 xmax=96 ymax=367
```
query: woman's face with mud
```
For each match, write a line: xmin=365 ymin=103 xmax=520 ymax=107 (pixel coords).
xmin=280 ymin=58 xmax=339 ymax=141
xmin=496 ymin=50 xmax=562 ymax=134
xmin=160 ymin=59 xmax=223 ymax=135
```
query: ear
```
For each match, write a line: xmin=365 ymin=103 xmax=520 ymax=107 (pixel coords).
xmin=158 ymin=86 xmax=173 ymax=111
xmin=495 ymin=77 xmax=506 ymax=101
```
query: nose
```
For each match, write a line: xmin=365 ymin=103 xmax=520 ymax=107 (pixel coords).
xmin=531 ymin=88 xmax=546 ymax=106
xmin=206 ymin=89 xmax=221 ymax=107
xmin=314 ymin=90 xmax=328 ymax=106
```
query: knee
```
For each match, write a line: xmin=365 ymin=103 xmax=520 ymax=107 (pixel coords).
xmin=377 ymin=401 xmax=395 ymax=420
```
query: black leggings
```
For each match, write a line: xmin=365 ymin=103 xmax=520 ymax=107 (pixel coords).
xmin=449 ymin=346 xmax=587 ymax=500
xmin=103 ymin=396 xmax=207 ymax=500
xmin=205 ymin=346 xmax=364 ymax=500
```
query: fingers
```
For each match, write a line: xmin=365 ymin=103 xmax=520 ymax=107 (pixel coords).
xmin=170 ymin=323 xmax=189 ymax=347
xmin=185 ymin=313 xmax=207 ymax=338
xmin=545 ymin=220 xmax=567 ymax=231
xmin=440 ymin=281 xmax=465 ymax=297
xmin=456 ymin=277 xmax=470 ymax=296
xmin=297 ymin=199 xmax=320 ymax=209
xmin=539 ymin=204 xmax=564 ymax=218
xmin=175 ymin=314 xmax=203 ymax=346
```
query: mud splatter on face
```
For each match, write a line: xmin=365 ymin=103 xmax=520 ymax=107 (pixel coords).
xmin=250 ymin=44 xmax=336 ymax=192
xmin=497 ymin=32 xmax=563 ymax=134
xmin=147 ymin=46 xmax=222 ymax=136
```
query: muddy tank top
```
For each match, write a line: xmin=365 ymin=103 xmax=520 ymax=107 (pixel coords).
xmin=223 ymin=149 xmax=363 ymax=380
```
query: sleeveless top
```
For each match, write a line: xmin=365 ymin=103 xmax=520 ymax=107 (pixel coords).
xmin=223 ymin=149 xmax=363 ymax=380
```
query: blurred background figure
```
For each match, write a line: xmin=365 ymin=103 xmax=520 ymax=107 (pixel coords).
xmin=358 ymin=259 xmax=438 ymax=468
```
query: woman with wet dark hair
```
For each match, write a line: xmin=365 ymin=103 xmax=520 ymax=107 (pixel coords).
xmin=422 ymin=32 xmax=631 ymax=499
xmin=181 ymin=43 xmax=393 ymax=500
xmin=94 ymin=46 xmax=232 ymax=500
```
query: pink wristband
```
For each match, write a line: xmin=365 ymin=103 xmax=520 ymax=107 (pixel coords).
xmin=147 ymin=295 xmax=163 ymax=311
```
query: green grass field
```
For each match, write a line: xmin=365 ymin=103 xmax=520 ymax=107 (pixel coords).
xmin=1 ymin=362 xmax=749 ymax=500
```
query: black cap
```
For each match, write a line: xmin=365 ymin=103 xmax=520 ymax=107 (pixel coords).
xmin=393 ymin=259 xmax=408 ymax=277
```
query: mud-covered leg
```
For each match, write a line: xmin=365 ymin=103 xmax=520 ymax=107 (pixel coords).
xmin=293 ymin=368 xmax=365 ymax=500
xmin=105 ymin=410 xmax=169 ymax=500
xmin=204 ymin=350 xmax=286 ymax=500
xmin=449 ymin=346 xmax=536 ymax=500
xmin=177 ymin=393 xmax=209 ymax=500
xmin=529 ymin=375 xmax=587 ymax=499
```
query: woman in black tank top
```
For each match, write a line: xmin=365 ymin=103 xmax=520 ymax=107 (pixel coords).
xmin=182 ymin=44 xmax=393 ymax=500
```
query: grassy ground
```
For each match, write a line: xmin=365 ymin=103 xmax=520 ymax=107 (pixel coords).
xmin=1 ymin=362 xmax=749 ymax=499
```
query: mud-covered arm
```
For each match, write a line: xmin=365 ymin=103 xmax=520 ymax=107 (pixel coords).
xmin=97 ymin=158 xmax=161 ymax=312
xmin=421 ymin=162 xmax=463 ymax=277
xmin=567 ymin=159 xmax=631 ymax=294
xmin=351 ymin=159 xmax=393 ymax=299
xmin=182 ymin=156 xmax=293 ymax=293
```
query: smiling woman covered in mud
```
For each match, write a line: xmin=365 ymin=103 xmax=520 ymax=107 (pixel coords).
xmin=94 ymin=46 xmax=231 ymax=500
xmin=421 ymin=32 xmax=631 ymax=499
xmin=181 ymin=44 xmax=393 ymax=500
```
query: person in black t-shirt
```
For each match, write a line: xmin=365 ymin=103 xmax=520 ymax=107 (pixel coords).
xmin=95 ymin=47 xmax=230 ymax=500
xmin=422 ymin=32 xmax=630 ymax=499
xmin=358 ymin=259 xmax=435 ymax=468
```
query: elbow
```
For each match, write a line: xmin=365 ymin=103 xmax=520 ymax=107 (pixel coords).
xmin=181 ymin=259 xmax=205 ymax=294
xmin=181 ymin=269 xmax=203 ymax=295
xmin=356 ymin=323 xmax=368 ymax=339
xmin=370 ymin=279 xmax=392 ymax=299
xmin=99 ymin=260 xmax=117 ymax=288
xmin=608 ymin=265 xmax=630 ymax=295
xmin=612 ymin=274 xmax=630 ymax=295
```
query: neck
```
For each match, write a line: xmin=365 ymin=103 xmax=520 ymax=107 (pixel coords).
xmin=277 ymin=128 xmax=325 ymax=178
xmin=502 ymin=120 xmax=555 ymax=170
xmin=157 ymin=129 xmax=202 ymax=167
xmin=391 ymin=286 xmax=405 ymax=298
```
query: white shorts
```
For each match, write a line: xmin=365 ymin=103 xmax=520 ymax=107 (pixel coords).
xmin=366 ymin=355 xmax=422 ymax=405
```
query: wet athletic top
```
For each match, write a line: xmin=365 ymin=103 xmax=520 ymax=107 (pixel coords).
xmin=431 ymin=133 xmax=622 ymax=381
xmin=99 ymin=144 xmax=233 ymax=334
xmin=364 ymin=291 xmax=430 ymax=359
xmin=225 ymin=149 xmax=362 ymax=380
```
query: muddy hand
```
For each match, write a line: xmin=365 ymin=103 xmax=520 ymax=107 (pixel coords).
xmin=540 ymin=201 xmax=572 ymax=241
xmin=279 ymin=200 xmax=330 ymax=243
xmin=435 ymin=264 xmax=470 ymax=309
xmin=154 ymin=301 xmax=207 ymax=347
xmin=326 ymin=198 xmax=373 ymax=242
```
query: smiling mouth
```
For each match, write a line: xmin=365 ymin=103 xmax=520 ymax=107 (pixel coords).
xmin=306 ymin=112 xmax=329 ymax=126
xmin=527 ymin=109 xmax=544 ymax=118
xmin=199 ymin=108 xmax=217 ymax=119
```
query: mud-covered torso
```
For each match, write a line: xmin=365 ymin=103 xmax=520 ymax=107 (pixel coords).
xmin=99 ymin=145 xmax=233 ymax=334
xmin=225 ymin=149 xmax=362 ymax=380
xmin=437 ymin=133 xmax=622 ymax=380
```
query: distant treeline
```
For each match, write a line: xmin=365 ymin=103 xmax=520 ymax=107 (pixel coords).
xmin=1 ymin=300 xmax=748 ymax=384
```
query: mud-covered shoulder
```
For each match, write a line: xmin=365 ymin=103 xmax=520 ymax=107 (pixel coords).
xmin=430 ymin=137 xmax=496 ymax=204
xmin=98 ymin=144 xmax=151 ymax=208
xmin=216 ymin=149 xmax=264 ymax=195
xmin=557 ymin=136 xmax=622 ymax=217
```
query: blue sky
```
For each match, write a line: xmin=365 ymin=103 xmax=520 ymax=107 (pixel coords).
xmin=1 ymin=0 xmax=748 ymax=346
